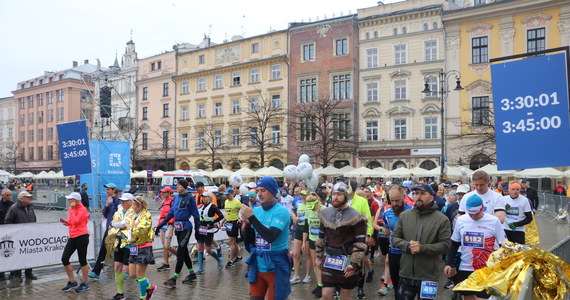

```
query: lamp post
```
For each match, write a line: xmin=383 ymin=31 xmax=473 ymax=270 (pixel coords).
xmin=422 ymin=70 xmax=463 ymax=182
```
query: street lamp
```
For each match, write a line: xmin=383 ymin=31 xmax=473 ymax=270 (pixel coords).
xmin=422 ymin=70 xmax=463 ymax=182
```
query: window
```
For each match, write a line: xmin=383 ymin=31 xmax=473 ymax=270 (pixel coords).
xmin=250 ymin=127 xmax=258 ymax=146
xmin=402 ymin=27 xmax=407 ymax=34
xmin=394 ymin=118 xmax=407 ymax=140
xmin=271 ymin=64 xmax=281 ymax=80
xmin=20 ymin=131 xmax=25 ymax=142
xmin=47 ymin=127 xmax=53 ymax=140
xmin=394 ymin=79 xmax=407 ymax=100
xmin=162 ymin=131 xmax=169 ymax=149
xmin=366 ymin=82 xmax=379 ymax=103
xmin=333 ymin=113 xmax=350 ymax=140
xmin=198 ymin=104 xmax=205 ymax=118
xmin=38 ymin=146 xmax=43 ymax=161
xmin=142 ymin=133 xmax=148 ymax=150
xmin=8 ymin=127 xmax=12 ymax=138
xmin=163 ymin=83 xmax=169 ymax=96
xmin=198 ymin=77 xmax=206 ymax=91
xmin=142 ymin=107 xmax=148 ymax=120
xmin=423 ymin=23 xmax=429 ymax=31
xmin=250 ymin=68 xmax=259 ymax=83
xmin=527 ymin=28 xmax=545 ymax=53
xmin=472 ymin=96 xmax=490 ymax=126
xmin=20 ymin=114 xmax=25 ymax=126
xmin=151 ymin=62 xmax=156 ymax=71
xmin=374 ymin=31 xmax=378 ymax=38
xmin=249 ymin=97 xmax=259 ymax=112
xmin=271 ymin=125 xmax=280 ymax=144
xmin=232 ymin=128 xmax=240 ymax=146
xmin=433 ymin=22 xmax=438 ymax=29
xmin=474 ymin=0 xmax=485 ymax=5
xmin=181 ymin=133 xmax=188 ymax=150
xmin=142 ymin=87 xmax=148 ymax=100
xmin=425 ymin=76 xmax=438 ymax=98
xmin=58 ymin=107 xmax=64 ymax=121
xmin=28 ymin=96 xmax=34 ymax=108
xmin=366 ymin=120 xmax=379 ymax=141
xmin=48 ymin=109 xmax=54 ymax=122
xmin=29 ymin=147 xmax=34 ymax=161
xmin=181 ymin=106 xmax=189 ymax=120
xmin=232 ymin=71 xmax=241 ymax=86
xmin=162 ymin=103 xmax=169 ymax=117
xmin=232 ymin=100 xmax=240 ymax=114
xmin=29 ymin=130 xmax=34 ymax=142
xmin=38 ymin=93 xmax=44 ymax=106
xmin=47 ymin=146 xmax=53 ymax=160
xmin=271 ymin=94 xmax=280 ymax=109
xmin=80 ymin=90 xmax=90 ymax=102
xmin=365 ymin=32 xmax=370 ymax=40
xmin=20 ymin=148 xmax=25 ymax=161
xmin=214 ymin=130 xmax=222 ymax=147
xmin=29 ymin=112 xmax=34 ymax=125
xmin=38 ymin=128 xmax=43 ymax=141
xmin=335 ymin=38 xmax=348 ymax=56
xmin=425 ymin=40 xmax=438 ymax=61
xmin=332 ymin=74 xmax=351 ymax=100
xmin=252 ymin=43 xmax=259 ymax=53
xmin=38 ymin=111 xmax=43 ymax=123
xmin=366 ymin=48 xmax=378 ymax=68
xmin=214 ymin=75 xmax=223 ymax=88
xmin=58 ymin=89 xmax=64 ymax=102
xmin=181 ymin=80 xmax=189 ymax=94
xmin=197 ymin=131 xmax=205 ymax=148
xmin=47 ymin=91 xmax=54 ymax=103
xmin=393 ymin=28 xmax=398 ymax=35
xmin=157 ymin=61 xmax=162 ymax=70
xmin=199 ymin=55 xmax=205 ymax=64
xmin=300 ymin=116 xmax=316 ymax=141
xmin=302 ymin=44 xmax=315 ymax=61
xmin=214 ymin=102 xmax=222 ymax=116
xmin=19 ymin=98 xmax=25 ymax=109
xmin=300 ymin=78 xmax=317 ymax=103
xmin=394 ymin=44 xmax=407 ymax=65
xmin=472 ymin=37 xmax=488 ymax=64
xmin=424 ymin=117 xmax=438 ymax=139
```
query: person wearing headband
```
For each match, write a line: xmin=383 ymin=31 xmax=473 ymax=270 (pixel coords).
xmin=501 ymin=182 xmax=533 ymax=244
xmin=302 ymin=192 xmax=324 ymax=298
xmin=129 ymin=196 xmax=157 ymax=300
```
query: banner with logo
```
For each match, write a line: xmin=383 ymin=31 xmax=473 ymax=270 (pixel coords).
xmin=0 ymin=222 xmax=95 ymax=272
xmin=80 ymin=140 xmax=131 ymax=209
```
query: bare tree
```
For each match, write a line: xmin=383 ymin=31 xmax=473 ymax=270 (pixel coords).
xmin=448 ymin=105 xmax=496 ymax=165
xmin=5 ymin=141 xmax=18 ymax=173
xmin=195 ymin=120 xmax=227 ymax=171
xmin=129 ymin=124 xmax=146 ymax=170
xmin=150 ymin=123 xmax=174 ymax=170
xmin=291 ymin=97 xmax=358 ymax=167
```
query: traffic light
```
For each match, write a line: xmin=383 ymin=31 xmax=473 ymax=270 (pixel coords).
xmin=100 ymin=86 xmax=112 ymax=118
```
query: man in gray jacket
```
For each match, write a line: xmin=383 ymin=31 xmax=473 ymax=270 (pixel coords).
xmin=392 ymin=184 xmax=451 ymax=300
xmin=4 ymin=191 xmax=38 ymax=281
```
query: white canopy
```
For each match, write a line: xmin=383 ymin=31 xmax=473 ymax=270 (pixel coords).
xmin=409 ymin=167 xmax=431 ymax=177
xmin=209 ymin=168 xmax=234 ymax=178
xmin=345 ymin=167 xmax=378 ymax=178
xmin=385 ymin=167 xmax=413 ymax=178
xmin=130 ymin=170 xmax=147 ymax=178
xmin=235 ymin=167 xmax=256 ymax=177
xmin=424 ymin=166 xmax=473 ymax=178
xmin=339 ymin=166 xmax=355 ymax=173
xmin=514 ymin=167 xmax=565 ymax=178
xmin=54 ymin=171 xmax=73 ymax=178
xmin=373 ymin=167 xmax=389 ymax=177
xmin=15 ymin=172 xmax=34 ymax=178
xmin=255 ymin=166 xmax=284 ymax=177
xmin=33 ymin=171 xmax=49 ymax=179
xmin=564 ymin=170 xmax=570 ymax=178
xmin=315 ymin=166 xmax=342 ymax=176
xmin=475 ymin=164 xmax=516 ymax=177
xmin=0 ymin=170 xmax=12 ymax=183
xmin=152 ymin=170 xmax=164 ymax=179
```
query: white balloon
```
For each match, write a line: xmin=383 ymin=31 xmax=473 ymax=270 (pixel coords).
xmin=284 ymin=165 xmax=298 ymax=181
xmin=239 ymin=183 xmax=249 ymax=196
xmin=308 ymin=171 xmax=318 ymax=191
xmin=229 ymin=173 xmax=243 ymax=188
xmin=298 ymin=154 xmax=310 ymax=164
xmin=297 ymin=162 xmax=313 ymax=181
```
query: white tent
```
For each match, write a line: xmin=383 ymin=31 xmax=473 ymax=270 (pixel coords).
xmin=255 ymin=166 xmax=284 ymax=177
xmin=475 ymin=164 xmax=516 ymax=177
xmin=131 ymin=170 xmax=147 ymax=178
xmin=15 ymin=172 xmax=34 ymax=178
xmin=0 ymin=170 xmax=11 ymax=183
xmin=425 ymin=166 xmax=473 ymax=178
xmin=373 ymin=167 xmax=389 ymax=177
xmin=385 ymin=167 xmax=413 ymax=178
xmin=34 ymin=171 xmax=49 ymax=179
xmin=152 ymin=170 xmax=164 ymax=179
xmin=514 ymin=167 xmax=565 ymax=178
xmin=339 ymin=166 xmax=355 ymax=173
xmin=315 ymin=166 xmax=342 ymax=176
xmin=235 ymin=167 xmax=256 ymax=177
xmin=564 ymin=170 xmax=570 ymax=178
xmin=209 ymin=168 xmax=234 ymax=178
xmin=345 ymin=167 xmax=378 ymax=178
xmin=54 ymin=171 xmax=73 ymax=178
xmin=409 ymin=167 xmax=431 ymax=177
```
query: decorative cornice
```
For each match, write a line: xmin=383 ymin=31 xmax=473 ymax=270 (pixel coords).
xmin=420 ymin=103 xmax=440 ymax=114
xmin=362 ymin=107 xmax=381 ymax=118
xmin=466 ymin=23 xmax=493 ymax=35
xmin=386 ymin=105 xmax=415 ymax=116
xmin=521 ymin=13 xmax=552 ymax=26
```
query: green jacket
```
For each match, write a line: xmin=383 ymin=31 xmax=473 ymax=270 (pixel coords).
xmin=392 ymin=201 xmax=451 ymax=281
xmin=350 ymin=194 xmax=373 ymax=236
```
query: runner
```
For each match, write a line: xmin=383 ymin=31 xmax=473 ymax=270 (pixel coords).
xmin=242 ymin=176 xmax=292 ymax=300
xmin=290 ymin=189 xmax=312 ymax=284
xmin=501 ymin=182 xmax=533 ymax=244
xmin=156 ymin=187 xmax=177 ymax=272
xmin=302 ymin=192 xmax=324 ymax=298
xmin=458 ymin=170 xmax=506 ymax=224
xmin=316 ymin=182 xmax=367 ymax=300
xmin=195 ymin=191 xmax=225 ymax=273
xmin=129 ymin=196 xmax=157 ymax=300
xmin=60 ymin=192 xmax=90 ymax=293
xmin=223 ymin=188 xmax=243 ymax=267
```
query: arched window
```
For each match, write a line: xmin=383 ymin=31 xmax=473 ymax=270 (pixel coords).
xmin=423 ymin=23 xmax=429 ymax=31
xmin=469 ymin=153 xmax=491 ymax=170
xmin=420 ymin=160 xmax=437 ymax=170
xmin=250 ymin=162 xmax=261 ymax=170
xmin=433 ymin=22 xmax=438 ymax=29
xmin=180 ymin=162 xmax=190 ymax=170
xmin=393 ymin=28 xmax=398 ymax=35
xmin=402 ymin=26 xmax=407 ymax=34
xmin=197 ymin=162 xmax=207 ymax=170
xmin=366 ymin=161 xmax=382 ymax=169
xmin=365 ymin=32 xmax=370 ymax=40
xmin=392 ymin=161 xmax=407 ymax=170
xmin=270 ymin=159 xmax=284 ymax=169
xmin=333 ymin=160 xmax=350 ymax=168
xmin=374 ymin=31 xmax=379 ymax=38
xmin=214 ymin=162 xmax=223 ymax=170
xmin=231 ymin=162 xmax=241 ymax=170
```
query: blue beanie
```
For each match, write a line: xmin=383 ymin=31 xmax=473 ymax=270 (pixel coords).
xmin=257 ymin=176 xmax=279 ymax=197
xmin=465 ymin=194 xmax=484 ymax=214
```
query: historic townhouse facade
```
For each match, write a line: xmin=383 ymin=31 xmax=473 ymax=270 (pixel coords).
xmin=135 ymin=51 xmax=177 ymax=171
xmin=0 ymin=97 xmax=16 ymax=172
xmin=443 ymin=0 xmax=570 ymax=169
xmin=13 ymin=61 xmax=97 ymax=172
xmin=287 ymin=15 xmax=359 ymax=168
xmin=174 ymin=32 xmax=288 ymax=171
xmin=357 ymin=0 xmax=445 ymax=170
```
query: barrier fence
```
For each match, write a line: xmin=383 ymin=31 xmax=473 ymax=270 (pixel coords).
xmin=537 ymin=193 xmax=570 ymax=223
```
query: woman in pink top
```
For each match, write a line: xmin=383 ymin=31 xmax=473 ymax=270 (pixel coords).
xmin=60 ymin=192 xmax=90 ymax=293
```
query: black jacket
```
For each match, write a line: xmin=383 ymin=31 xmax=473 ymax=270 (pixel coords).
xmin=4 ymin=201 xmax=37 ymax=224
xmin=0 ymin=200 xmax=14 ymax=224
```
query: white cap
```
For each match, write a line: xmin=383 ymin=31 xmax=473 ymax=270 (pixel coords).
xmin=456 ymin=184 xmax=470 ymax=194
xmin=202 ymin=191 xmax=212 ymax=198
xmin=119 ymin=193 xmax=135 ymax=201
xmin=385 ymin=181 xmax=392 ymax=186
xmin=65 ymin=192 xmax=82 ymax=200
xmin=247 ymin=182 xmax=257 ymax=189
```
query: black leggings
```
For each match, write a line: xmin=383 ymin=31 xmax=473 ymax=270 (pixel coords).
xmin=389 ymin=253 xmax=402 ymax=293
xmin=175 ymin=230 xmax=193 ymax=273
xmin=62 ymin=234 xmax=89 ymax=267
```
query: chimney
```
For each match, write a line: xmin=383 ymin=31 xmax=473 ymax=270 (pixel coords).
xmin=73 ymin=61 xmax=78 ymax=67
xmin=84 ymin=59 xmax=89 ymax=64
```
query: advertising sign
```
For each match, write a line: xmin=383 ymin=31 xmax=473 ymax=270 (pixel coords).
xmin=56 ymin=120 xmax=92 ymax=176
xmin=491 ymin=52 xmax=570 ymax=170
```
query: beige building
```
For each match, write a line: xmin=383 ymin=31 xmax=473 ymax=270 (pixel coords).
xmin=0 ymin=97 xmax=16 ymax=172
xmin=357 ymin=0 xmax=446 ymax=171
xmin=135 ymin=51 xmax=176 ymax=171
xmin=174 ymin=32 xmax=289 ymax=171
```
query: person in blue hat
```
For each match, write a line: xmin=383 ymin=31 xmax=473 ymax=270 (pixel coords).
xmin=89 ymin=182 xmax=119 ymax=279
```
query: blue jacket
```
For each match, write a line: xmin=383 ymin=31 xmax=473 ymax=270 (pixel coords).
xmin=102 ymin=195 xmax=119 ymax=228
xmin=162 ymin=192 xmax=200 ymax=231
xmin=246 ymin=248 xmax=292 ymax=300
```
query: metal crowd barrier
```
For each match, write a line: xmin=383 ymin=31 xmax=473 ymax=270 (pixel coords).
xmin=537 ymin=193 xmax=570 ymax=223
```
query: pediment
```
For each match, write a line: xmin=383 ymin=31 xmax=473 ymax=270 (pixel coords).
xmin=362 ymin=108 xmax=381 ymax=118
xmin=420 ymin=103 xmax=440 ymax=114
xmin=386 ymin=106 xmax=414 ymax=116
xmin=390 ymin=69 xmax=411 ymax=78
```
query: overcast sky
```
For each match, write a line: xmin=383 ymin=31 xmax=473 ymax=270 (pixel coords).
xmin=0 ymin=0 xmax=400 ymax=98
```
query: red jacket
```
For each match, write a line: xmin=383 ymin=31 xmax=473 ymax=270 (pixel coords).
xmin=67 ymin=203 xmax=89 ymax=238
xmin=159 ymin=197 xmax=174 ymax=225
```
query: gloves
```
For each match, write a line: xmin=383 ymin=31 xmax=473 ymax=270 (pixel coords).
xmin=508 ymin=223 xmax=516 ymax=230
xmin=154 ymin=227 xmax=161 ymax=237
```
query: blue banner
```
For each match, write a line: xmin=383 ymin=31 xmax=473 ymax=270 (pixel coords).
xmin=80 ymin=140 xmax=130 ymax=209
xmin=57 ymin=120 xmax=92 ymax=176
xmin=491 ymin=52 xmax=570 ymax=170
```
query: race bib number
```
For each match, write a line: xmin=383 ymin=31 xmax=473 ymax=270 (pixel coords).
xmin=420 ymin=281 xmax=438 ymax=299
xmin=225 ymin=222 xmax=233 ymax=232
xmin=323 ymin=255 xmax=348 ymax=271
xmin=199 ymin=226 xmax=208 ymax=235
xmin=298 ymin=212 xmax=306 ymax=225
xmin=309 ymin=226 xmax=320 ymax=236
xmin=130 ymin=245 xmax=138 ymax=256
xmin=174 ymin=221 xmax=183 ymax=231
xmin=255 ymin=234 xmax=271 ymax=251
xmin=463 ymin=231 xmax=484 ymax=248
xmin=506 ymin=206 xmax=519 ymax=216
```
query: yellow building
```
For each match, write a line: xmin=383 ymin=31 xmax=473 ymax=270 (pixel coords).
xmin=173 ymin=32 xmax=289 ymax=171
xmin=443 ymin=0 xmax=570 ymax=169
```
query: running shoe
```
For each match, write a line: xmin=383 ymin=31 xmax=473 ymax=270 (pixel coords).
xmin=302 ymin=274 xmax=312 ymax=283
xmin=61 ymin=281 xmax=78 ymax=292
xmin=234 ymin=256 xmax=243 ymax=263
xmin=182 ymin=272 xmax=197 ymax=284
xmin=226 ymin=261 xmax=235 ymax=268
xmin=110 ymin=293 xmax=126 ymax=300
xmin=366 ymin=270 xmax=374 ymax=283
xmin=157 ymin=264 xmax=170 ymax=272
xmin=357 ymin=287 xmax=366 ymax=299
xmin=216 ymin=246 xmax=222 ymax=257
xmin=164 ymin=277 xmax=177 ymax=289
xmin=386 ymin=280 xmax=393 ymax=289
xmin=312 ymin=286 xmax=322 ymax=296
xmin=378 ymin=284 xmax=389 ymax=296
xmin=217 ymin=258 xmax=224 ymax=270
xmin=146 ymin=284 xmax=157 ymax=300
xmin=333 ymin=290 xmax=342 ymax=300
xmin=88 ymin=272 xmax=100 ymax=280
xmin=75 ymin=282 xmax=90 ymax=292
xmin=25 ymin=274 xmax=37 ymax=280
xmin=290 ymin=275 xmax=301 ymax=284
xmin=444 ymin=279 xmax=455 ymax=289
xmin=195 ymin=268 xmax=205 ymax=274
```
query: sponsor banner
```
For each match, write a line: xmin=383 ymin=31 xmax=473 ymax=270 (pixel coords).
xmin=411 ymin=148 xmax=441 ymax=156
xmin=0 ymin=222 xmax=95 ymax=272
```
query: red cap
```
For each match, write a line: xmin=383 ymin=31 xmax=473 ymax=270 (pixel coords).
xmin=160 ymin=186 xmax=173 ymax=193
